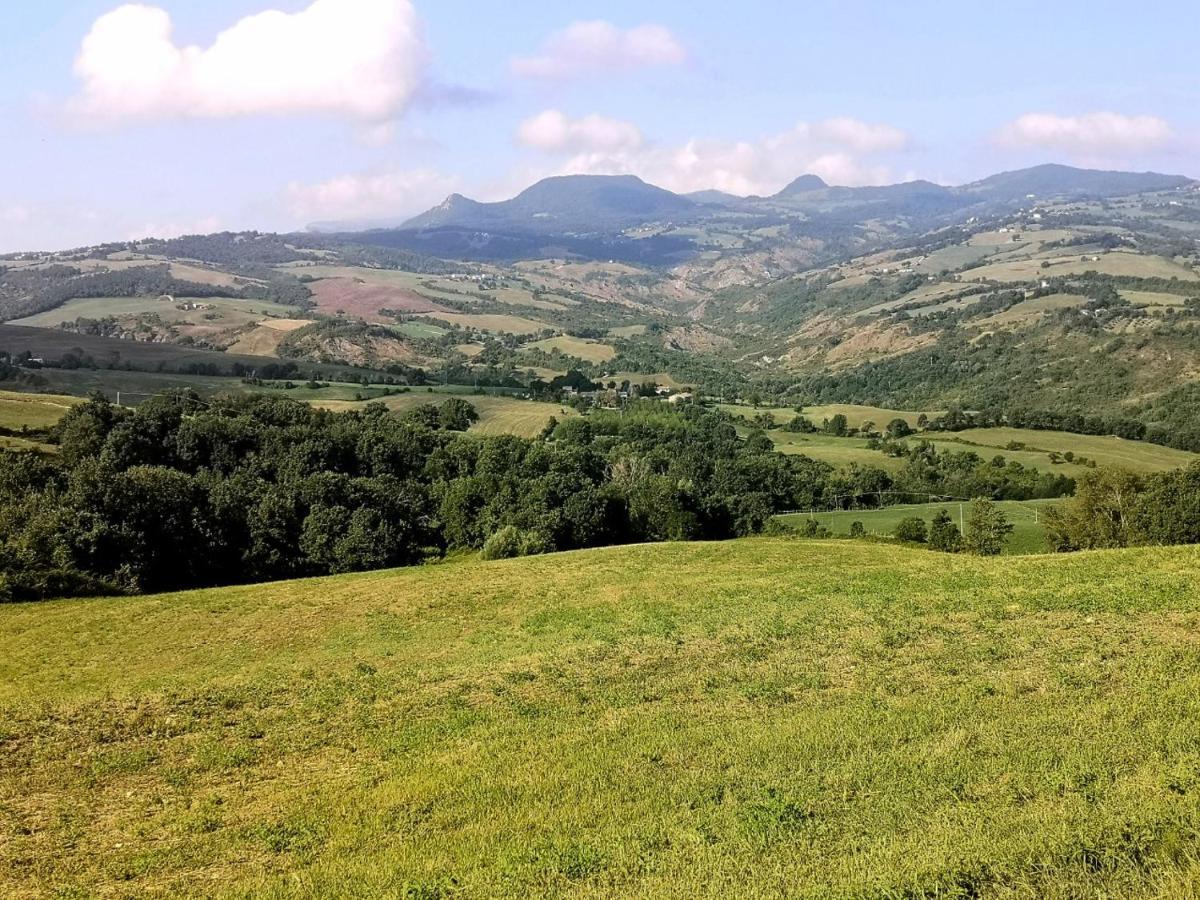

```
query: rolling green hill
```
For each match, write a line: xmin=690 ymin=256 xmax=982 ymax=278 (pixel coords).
xmin=4 ymin=539 xmax=1200 ymax=897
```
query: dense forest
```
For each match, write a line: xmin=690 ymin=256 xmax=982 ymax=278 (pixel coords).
xmin=0 ymin=397 xmax=817 ymax=601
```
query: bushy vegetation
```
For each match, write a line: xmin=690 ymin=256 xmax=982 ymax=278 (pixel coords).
xmin=0 ymin=398 xmax=830 ymax=601
xmin=1046 ymin=464 xmax=1200 ymax=551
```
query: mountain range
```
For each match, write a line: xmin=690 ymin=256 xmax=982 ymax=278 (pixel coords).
xmin=384 ymin=164 xmax=1191 ymax=237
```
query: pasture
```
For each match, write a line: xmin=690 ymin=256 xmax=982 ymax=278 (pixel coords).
xmin=0 ymin=390 xmax=82 ymax=430
xmin=319 ymin=392 xmax=576 ymax=438
xmin=933 ymin=428 xmax=1198 ymax=474
xmin=4 ymin=540 xmax=1200 ymax=896
xmin=528 ymin=335 xmax=618 ymax=363
xmin=778 ymin=499 xmax=1059 ymax=555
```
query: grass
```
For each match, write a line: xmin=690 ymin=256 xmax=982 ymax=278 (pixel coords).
xmin=11 ymin=295 xmax=299 ymax=328
xmin=419 ymin=312 xmax=550 ymax=336
xmin=721 ymin=404 xmax=941 ymax=431
xmin=778 ymin=500 xmax=1059 ymax=554
xmin=0 ymin=390 xmax=82 ymax=430
xmin=934 ymin=428 xmax=1198 ymax=474
xmin=4 ymin=539 xmax=1200 ymax=896
xmin=528 ymin=335 xmax=618 ymax=363
xmin=318 ymin=392 xmax=577 ymax=438
xmin=765 ymin=431 xmax=908 ymax=472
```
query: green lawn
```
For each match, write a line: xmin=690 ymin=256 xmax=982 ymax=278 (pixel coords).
xmin=3 ymin=540 xmax=1200 ymax=896
xmin=778 ymin=499 xmax=1060 ymax=554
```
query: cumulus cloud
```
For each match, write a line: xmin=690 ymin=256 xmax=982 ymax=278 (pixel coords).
xmin=511 ymin=21 xmax=685 ymax=80
xmin=518 ymin=114 xmax=911 ymax=195
xmin=71 ymin=0 xmax=427 ymax=123
xmin=285 ymin=169 xmax=459 ymax=223
xmin=517 ymin=110 xmax=644 ymax=154
xmin=998 ymin=112 xmax=1174 ymax=154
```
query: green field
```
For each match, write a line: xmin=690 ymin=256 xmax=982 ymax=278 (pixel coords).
xmin=320 ymin=392 xmax=577 ymax=438
xmin=721 ymin=404 xmax=942 ymax=431
xmin=765 ymin=431 xmax=908 ymax=472
xmin=528 ymin=335 xmax=617 ymax=363
xmin=0 ymin=390 xmax=82 ymax=430
xmin=934 ymin=428 xmax=1198 ymax=474
xmin=5 ymin=540 xmax=1200 ymax=896
xmin=11 ymin=295 xmax=299 ymax=328
xmin=778 ymin=500 xmax=1059 ymax=555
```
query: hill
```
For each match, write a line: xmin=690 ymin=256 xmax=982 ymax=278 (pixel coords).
xmin=403 ymin=175 xmax=699 ymax=233
xmin=4 ymin=539 xmax=1200 ymax=896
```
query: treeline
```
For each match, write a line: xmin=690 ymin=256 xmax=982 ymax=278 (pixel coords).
xmin=0 ymin=398 xmax=828 ymax=602
xmin=1045 ymin=465 xmax=1200 ymax=550
xmin=0 ymin=264 xmax=313 ymax=323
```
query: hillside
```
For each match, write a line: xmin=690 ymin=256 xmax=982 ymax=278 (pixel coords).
xmin=402 ymin=175 xmax=699 ymax=233
xmin=4 ymin=539 xmax=1200 ymax=896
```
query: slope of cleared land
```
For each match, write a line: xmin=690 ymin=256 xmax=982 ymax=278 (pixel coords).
xmin=779 ymin=500 xmax=1058 ymax=554
xmin=931 ymin=428 xmax=1199 ymax=474
xmin=0 ymin=390 xmax=82 ymax=430
xmin=3 ymin=540 xmax=1200 ymax=897
xmin=318 ymin=392 xmax=576 ymax=438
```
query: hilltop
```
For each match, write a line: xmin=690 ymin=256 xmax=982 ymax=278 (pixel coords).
xmin=3 ymin=538 xmax=1200 ymax=896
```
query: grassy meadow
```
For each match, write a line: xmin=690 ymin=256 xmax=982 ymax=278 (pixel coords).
xmin=319 ymin=392 xmax=577 ymax=438
xmin=0 ymin=390 xmax=82 ymax=430
xmin=4 ymin=540 xmax=1200 ymax=896
xmin=778 ymin=499 xmax=1059 ymax=555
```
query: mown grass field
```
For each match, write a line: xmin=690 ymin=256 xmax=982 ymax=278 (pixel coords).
xmin=4 ymin=540 xmax=1200 ymax=896
xmin=0 ymin=390 xmax=81 ymax=430
xmin=11 ymin=295 xmax=299 ymax=329
xmin=778 ymin=499 xmax=1059 ymax=555
xmin=934 ymin=428 xmax=1199 ymax=474
xmin=720 ymin=403 xmax=941 ymax=431
xmin=528 ymin=335 xmax=618 ymax=363
xmin=764 ymin=431 xmax=908 ymax=472
xmin=319 ymin=392 xmax=576 ymax=438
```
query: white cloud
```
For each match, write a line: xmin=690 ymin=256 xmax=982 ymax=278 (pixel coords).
xmin=285 ymin=169 xmax=460 ymax=223
xmin=511 ymin=21 xmax=685 ymax=80
xmin=71 ymin=0 xmax=426 ymax=123
xmin=518 ymin=115 xmax=911 ymax=195
xmin=517 ymin=111 xmax=644 ymax=154
xmin=998 ymin=112 xmax=1174 ymax=154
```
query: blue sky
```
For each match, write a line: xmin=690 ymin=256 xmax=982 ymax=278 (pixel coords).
xmin=2 ymin=0 xmax=1196 ymax=251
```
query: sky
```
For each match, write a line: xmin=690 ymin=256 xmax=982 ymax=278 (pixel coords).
xmin=1 ymin=0 xmax=1197 ymax=252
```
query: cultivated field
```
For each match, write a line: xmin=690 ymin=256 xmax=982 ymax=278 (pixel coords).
xmin=933 ymin=428 xmax=1198 ymax=474
xmin=779 ymin=499 xmax=1058 ymax=554
xmin=319 ymin=392 xmax=576 ymax=438
xmin=528 ymin=335 xmax=618 ymax=363
xmin=11 ymin=295 xmax=300 ymax=329
xmin=0 ymin=390 xmax=81 ymax=430
xmin=4 ymin=540 xmax=1200 ymax=896
xmin=419 ymin=312 xmax=550 ymax=335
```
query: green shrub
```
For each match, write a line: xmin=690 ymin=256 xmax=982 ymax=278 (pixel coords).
xmin=894 ymin=517 xmax=928 ymax=544
xmin=481 ymin=526 xmax=523 ymax=561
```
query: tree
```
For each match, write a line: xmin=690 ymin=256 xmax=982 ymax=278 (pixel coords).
xmin=894 ymin=517 xmax=928 ymax=543
xmin=886 ymin=418 xmax=913 ymax=439
xmin=438 ymin=398 xmax=479 ymax=431
xmin=929 ymin=509 xmax=962 ymax=553
xmin=849 ymin=521 xmax=866 ymax=539
xmin=823 ymin=414 xmax=849 ymax=437
xmin=1044 ymin=468 xmax=1143 ymax=551
xmin=963 ymin=499 xmax=1013 ymax=556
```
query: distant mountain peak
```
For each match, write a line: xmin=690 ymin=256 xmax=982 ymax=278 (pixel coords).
xmin=776 ymin=174 xmax=829 ymax=197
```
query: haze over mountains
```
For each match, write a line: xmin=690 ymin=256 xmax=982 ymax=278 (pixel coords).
xmin=311 ymin=164 xmax=1193 ymax=237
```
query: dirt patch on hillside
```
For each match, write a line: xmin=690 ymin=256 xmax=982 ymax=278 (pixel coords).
xmin=310 ymin=279 xmax=451 ymax=322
